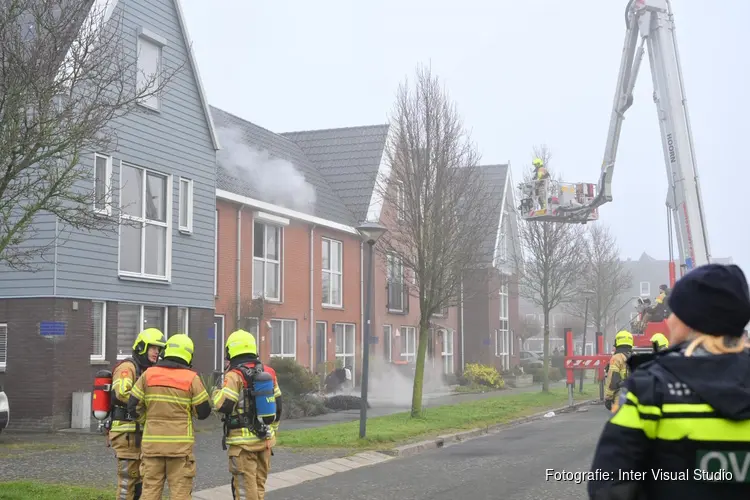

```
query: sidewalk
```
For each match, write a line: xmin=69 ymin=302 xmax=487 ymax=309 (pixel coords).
xmin=193 ymin=381 xmax=568 ymax=499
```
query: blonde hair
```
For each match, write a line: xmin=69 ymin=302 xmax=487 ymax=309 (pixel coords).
xmin=684 ymin=334 xmax=749 ymax=357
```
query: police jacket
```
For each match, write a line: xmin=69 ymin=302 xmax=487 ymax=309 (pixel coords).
xmin=588 ymin=341 xmax=750 ymax=500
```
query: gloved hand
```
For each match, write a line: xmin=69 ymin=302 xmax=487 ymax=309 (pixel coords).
xmin=604 ymin=399 xmax=613 ymax=411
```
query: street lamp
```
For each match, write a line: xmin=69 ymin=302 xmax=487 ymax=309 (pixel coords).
xmin=356 ymin=220 xmax=388 ymax=439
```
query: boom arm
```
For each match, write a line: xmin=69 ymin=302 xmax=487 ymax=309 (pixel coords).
xmin=559 ymin=0 xmax=711 ymax=271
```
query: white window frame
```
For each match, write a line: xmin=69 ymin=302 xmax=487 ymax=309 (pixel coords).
xmin=91 ymin=301 xmax=107 ymax=361
xmin=315 ymin=321 xmax=328 ymax=366
xmin=118 ymin=163 xmax=172 ymax=281
xmin=177 ymin=307 xmax=189 ymax=336
xmin=395 ymin=181 xmax=405 ymax=221
xmin=387 ymin=253 xmax=405 ymax=312
xmin=245 ymin=317 xmax=260 ymax=338
xmin=269 ymin=319 xmax=296 ymax=359
xmin=136 ymin=33 xmax=163 ymax=111
xmin=178 ymin=177 xmax=194 ymax=233
xmin=116 ymin=305 xmax=168 ymax=360
xmin=322 ymin=237 xmax=343 ymax=307
xmin=253 ymin=222 xmax=282 ymax=301
xmin=640 ymin=281 xmax=651 ymax=297
xmin=0 ymin=323 xmax=7 ymax=371
xmin=441 ymin=329 xmax=454 ymax=375
xmin=383 ymin=324 xmax=392 ymax=362
xmin=401 ymin=326 xmax=416 ymax=363
xmin=93 ymin=153 xmax=112 ymax=216
xmin=334 ymin=323 xmax=356 ymax=382
xmin=214 ymin=209 xmax=218 ymax=296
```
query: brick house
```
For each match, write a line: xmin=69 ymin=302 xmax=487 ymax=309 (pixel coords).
xmin=0 ymin=0 xmax=219 ymax=430
xmin=210 ymin=107 xmax=390 ymax=384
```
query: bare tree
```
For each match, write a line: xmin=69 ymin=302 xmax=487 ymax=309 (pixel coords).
xmin=519 ymin=314 xmax=542 ymax=343
xmin=375 ymin=64 xmax=502 ymax=417
xmin=565 ymin=225 xmax=632 ymax=334
xmin=513 ymin=146 xmax=586 ymax=391
xmin=0 ymin=0 xmax=182 ymax=269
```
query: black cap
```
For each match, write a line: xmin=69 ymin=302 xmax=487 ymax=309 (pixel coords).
xmin=668 ymin=264 xmax=750 ymax=337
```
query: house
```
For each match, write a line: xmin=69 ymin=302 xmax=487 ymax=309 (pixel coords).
xmin=211 ymin=106 xmax=390 ymax=384
xmin=0 ymin=0 xmax=219 ymax=430
xmin=460 ymin=165 xmax=523 ymax=374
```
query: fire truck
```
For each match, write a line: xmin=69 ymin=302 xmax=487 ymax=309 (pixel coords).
xmin=519 ymin=0 xmax=713 ymax=348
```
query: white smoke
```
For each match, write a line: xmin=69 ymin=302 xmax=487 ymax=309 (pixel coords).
xmin=216 ymin=126 xmax=317 ymax=212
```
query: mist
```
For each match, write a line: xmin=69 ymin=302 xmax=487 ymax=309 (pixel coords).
xmin=365 ymin=355 xmax=452 ymax=407
xmin=216 ymin=126 xmax=317 ymax=212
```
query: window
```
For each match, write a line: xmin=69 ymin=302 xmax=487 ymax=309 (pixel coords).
xmin=383 ymin=325 xmax=392 ymax=362
xmin=387 ymin=254 xmax=407 ymax=312
xmin=315 ymin=321 xmax=327 ymax=367
xmin=179 ymin=178 xmax=193 ymax=233
xmin=214 ymin=209 xmax=218 ymax=296
xmin=395 ymin=182 xmax=405 ymax=221
xmin=91 ymin=301 xmax=106 ymax=361
xmin=93 ymin=154 xmax=112 ymax=215
xmin=498 ymin=213 xmax=507 ymax=262
xmin=137 ymin=35 xmax=162 ymax=110
xmin=640 ymin=281 xmax=651 ymax=297
xmin=401 ymin=326 xmax=416 ymax=363
xmin=253 ymin=222 xmax=281 ymax=301
xmin=245 ymin=317 xmax=259 ymax=338
xmin=0 ymin=324 xmax=7 ymax=370
xmin=270 ymin=319 xmax=295 ymax=359
xmin=116 ymin=304 xmax=167 ymax=359
xmin=119 ymin=163 xmax=170 ymax=280
xmin=177 ymin=307 xmax=189 ymax=336
xmin=442 ymin=329 xmax=454 ymax=375
xmin=499 ymin=281 xmax=509 ymax=352
xmin=334 ymin=323 xmax=356 ymax=376
xmin=322 ymin=238 xmax=343 ymax=307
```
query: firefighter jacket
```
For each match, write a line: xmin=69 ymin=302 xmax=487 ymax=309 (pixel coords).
xmin=212 ymin=360 xmax=283 ymax=452
xmin=109 ymin=358 xmax=143 ymax=436
xmin=604 ymin=347 xmax=630 ymax=401
xmin=127 ymin=359 xmax=212 ymax=458
xmin=588 ymin=342 xmax=750 ymax=499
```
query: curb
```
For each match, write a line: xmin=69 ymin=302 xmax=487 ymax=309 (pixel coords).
xmin=381 ymin=399 xmax=598 ymax=458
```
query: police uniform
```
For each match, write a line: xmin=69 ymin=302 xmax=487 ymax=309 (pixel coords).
xmin=127 ymin=334 xmax=212 ymax=500
xmin=213 ymin=330 xmax=283 ymax=500
xmin=109 ymin=328 xmax=165 ymax=500
xmin=588 ymin=263 xmax=750 ymax=500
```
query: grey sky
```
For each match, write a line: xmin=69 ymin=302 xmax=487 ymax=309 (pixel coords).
xmin=182 ymin=0 xmax=748 ymax=272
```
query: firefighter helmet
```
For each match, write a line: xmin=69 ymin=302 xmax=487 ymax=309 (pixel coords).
xmin=650 ymin=332 xmax=669 ymax=349
xmin=225 ymin=329 xmax=258 ymax=359
xmin=132 ymin=328 xmax=166 ymax=355
xmin=164 ymin=334 xmax=194 ymax=365
xmin=614 ymin=330 xmax=634 ymax=348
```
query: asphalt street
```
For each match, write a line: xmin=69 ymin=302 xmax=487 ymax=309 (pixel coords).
xmin=267 ymin=405 xmax=610 ymax=500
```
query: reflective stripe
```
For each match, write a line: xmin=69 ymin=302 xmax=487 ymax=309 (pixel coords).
xmin=144 ymin=394 xmax=192 ymax=405
xmin=230 ymin=456 xmax=246 ymax=499
xmin=111 ymin=422 xmax=136 ymax=432
xmin=142 ymin=434 xmax=195 ymax=443
xmin=193 ymin=389 xmax=209 ymax=406
xmin=130 ymin=385 xmax=145 ymax=400
xmin=117 ymin=459 xmax=130 ymax=500
xmin=274 ymin=386 xmax=282 ymax=397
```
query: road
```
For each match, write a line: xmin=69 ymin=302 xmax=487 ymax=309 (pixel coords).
xmin=267 ymin=404 xmax=609 ymax=500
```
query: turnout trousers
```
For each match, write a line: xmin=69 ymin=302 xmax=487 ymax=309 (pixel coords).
xmin=139 ymin=455 xmax=197 ymax=500
xmin=229 ymin=447 xmax=272 ymax=500
xmin=110 ymin=433 xmax=142 ymax=500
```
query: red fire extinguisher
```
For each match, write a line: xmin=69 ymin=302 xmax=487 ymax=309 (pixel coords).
xmin=92 ymin=369 xmax=112 ymax=421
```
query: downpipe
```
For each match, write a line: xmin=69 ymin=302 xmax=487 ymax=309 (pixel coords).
xmin=309 ymin=225 xmax=316 ymax=370
xmin=235 ymin=206 xmax=243 ymax=329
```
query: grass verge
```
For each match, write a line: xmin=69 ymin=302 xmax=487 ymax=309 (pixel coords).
xmin=277 ymin=386 xmax=593 ymax=449
xmin=0 ymin=481 xmax=112 ymax=500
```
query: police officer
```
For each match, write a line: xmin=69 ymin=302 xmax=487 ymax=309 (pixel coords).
xmin=110 ymin=328 xmax=165 ymax=500
xmin=603 ymin=330 xmax=633 ymax=412
xmin=127 ymin=334 xmax=212 ymax=500
xmin=212 ymin=329 xmax=283 ymax=500
xmin=588 ymin=263 xmax=750 ymax=500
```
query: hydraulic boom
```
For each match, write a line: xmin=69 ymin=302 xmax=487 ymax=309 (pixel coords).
xmin=521 ymin=0 xmax=712 ymax=273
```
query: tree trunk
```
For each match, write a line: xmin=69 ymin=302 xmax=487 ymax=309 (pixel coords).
xmin=410 ymin=318 xmax=431 ymax=417
xmin=542 ymin=308 xmax=550 ymax=392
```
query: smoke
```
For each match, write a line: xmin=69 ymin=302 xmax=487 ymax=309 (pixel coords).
xmin=216 ymin=126 xmax=317 ymax=212
xmin=365 ymin=355 xmax=452 ymax=407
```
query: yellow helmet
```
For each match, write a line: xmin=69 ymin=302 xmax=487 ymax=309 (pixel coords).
xmin=532 ymin=158 xmax=544 ymax=167
xmin=225 ymin=329 xmax=258 ymax=359
xmin=132 ymin=328 xmax=166 ymax=355
xmin=163 ymin=334 xmax=194 ymax=365
xmin=650 ymin=333 xmax=669 ymax=349
xmin=614 ymin=330 xmax=634 ymax=348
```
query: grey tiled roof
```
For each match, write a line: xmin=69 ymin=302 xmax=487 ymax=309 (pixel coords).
xmin=210 ymin=106 xmax=357 ymax=226
xmin=281 ymin=125 xmax=389 ymax=223
xmin=476 ymin=164 xmax=509 ymax=264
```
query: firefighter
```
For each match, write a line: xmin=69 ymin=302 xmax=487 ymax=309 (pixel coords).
xmin=127 ymin=334 xmax=212 ymax=500
xmin=588 ymin=263 xmax=750 ymax=500
xmin=110 ymin=328 xmax=165 ymax=500
xmin=532 ymin=157 xmax=549 ymax=210
xmin=603 ymin=330 xmax=633 ymax=413
xmin=212 ymin=329 xmax=283 ymax=500
xmin=650 ymin=332 xmax=669 ymax=351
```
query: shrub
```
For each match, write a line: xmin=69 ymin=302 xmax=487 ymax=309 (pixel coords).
xmin=267 ymin=357 xmax=318 ymax=397
xmin=463 ymin=363 xmax=505 ymax=389
xmin=528 ymin=365 xmax=563 ymax=383
xmin=324 ymin=395 xmax=370 ymax=411
xmin=283 ymin=394 xmax=329 ymax=419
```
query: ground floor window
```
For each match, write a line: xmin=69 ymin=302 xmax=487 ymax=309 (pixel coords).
xmin=334 ymin=323 xmax=356 ymax=375
xmin=0 ymin=323 xmax=7 ymax=370
xmin=177 ymin=307 xmax=189 ymax=336
xmin=442 ymin=329 xmax=454 ymax=375
xmin=91 ymin=301 xmax=107 ymax=361
xmin=401 ymin=326 xmax=416 ymax=363
xmin=270 ymin=319 xmax=296 ymax=359
xmin=383 ymin=325 xmax=392 ymax=362
xmin=117 ymin=304 xmax=167 ymax=358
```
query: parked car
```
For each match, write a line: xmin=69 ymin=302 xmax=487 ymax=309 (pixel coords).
xmin=520 ymin=351 xmax=544 ymax=369
xmin=0 ymin=385 xmax=9 ymax=434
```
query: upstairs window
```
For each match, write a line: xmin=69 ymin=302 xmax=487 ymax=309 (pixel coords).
xmin=253 ymin=222 xmax=281 ymax=301
xmin=136 ymin=34 xmax=163 ymax=110
xmin=322 ymin=238 xmax=343 ymax=307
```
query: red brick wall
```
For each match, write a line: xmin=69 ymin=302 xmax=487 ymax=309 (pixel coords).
xmin=214 ymin=198 xmax=362 ymax=371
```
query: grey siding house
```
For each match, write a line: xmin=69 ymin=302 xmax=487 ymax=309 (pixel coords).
xmin=0 ymin=0 xmax=219 ymax=430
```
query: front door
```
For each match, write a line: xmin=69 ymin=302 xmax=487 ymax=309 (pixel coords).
xmin=315 ymin=321 xmax=327 ymax=372
xmin=213 ymin=315 xmax=225 ymax=372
